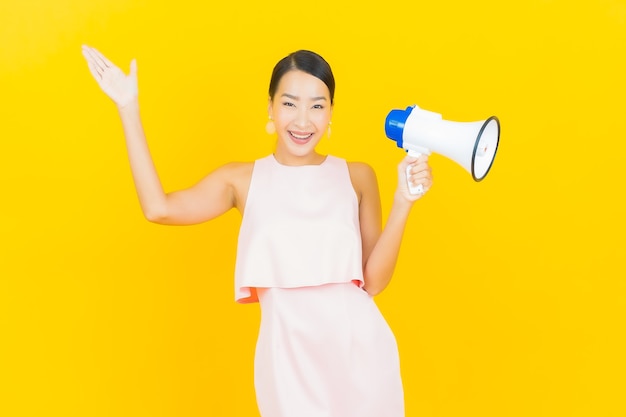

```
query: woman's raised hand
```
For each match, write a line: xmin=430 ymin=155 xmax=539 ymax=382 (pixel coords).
xmin=81 ymin=45 xmax=138 ymax=108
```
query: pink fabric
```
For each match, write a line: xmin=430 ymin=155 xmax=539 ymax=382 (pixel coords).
xmin=235 ymin=154 xmax=405 ymax=416
xmin=235 ymin=155 xmax=364 ymax=303
xmin=255 ymin=283 xmax=404 ymax=417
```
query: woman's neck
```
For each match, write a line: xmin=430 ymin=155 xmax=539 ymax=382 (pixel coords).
xmin=272 ymin=149 xmax=327 ymax=166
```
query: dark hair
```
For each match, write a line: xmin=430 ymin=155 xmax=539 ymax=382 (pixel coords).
xmin=268 ymin=50 xmax=335 ymax=104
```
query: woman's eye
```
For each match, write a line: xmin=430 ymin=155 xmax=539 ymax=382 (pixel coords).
xmin=282 ymin=102 xmax=295 ymax=107
xmin=313 ymin=104 xmax=324 ymax=109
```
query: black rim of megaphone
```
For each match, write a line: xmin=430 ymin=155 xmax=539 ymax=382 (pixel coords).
xmin=471 ymin=116 xmax=500 ymax=182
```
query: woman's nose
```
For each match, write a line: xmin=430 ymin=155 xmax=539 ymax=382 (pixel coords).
xmin=294 ymin=108 xmax=310 ymax=128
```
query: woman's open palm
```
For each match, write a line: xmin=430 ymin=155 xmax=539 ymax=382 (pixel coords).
xmin=82 ymin=45 xmax=138 ymax=108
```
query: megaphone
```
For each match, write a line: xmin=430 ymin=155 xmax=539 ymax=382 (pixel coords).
xmin=385 ymin=105 xmax=500 ymax=195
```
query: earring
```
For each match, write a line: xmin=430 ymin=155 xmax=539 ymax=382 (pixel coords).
xmin=327 ymin=121 xmax=332 ymax=138
xmin=265 ymin=117 xmax=276 ymax=135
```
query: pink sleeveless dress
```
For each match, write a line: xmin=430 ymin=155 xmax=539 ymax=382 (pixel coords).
xmin=235 ymin=154 xmax=404 ymax=417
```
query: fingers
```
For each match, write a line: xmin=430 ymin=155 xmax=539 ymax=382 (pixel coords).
xmin=405 ymin=155 xmax=433 ymax=194
xmin=405 ymin=154 xmax=430 ymax=176
xmin=81 ymin=45 xmax=110 ymax=68
xmin=85 ymin=59 xmax=102 ymax=82
xmin=90 ymin=47 xmax=115 ymax=69
xmin=82 ymin=46 xmax=106 ymax=79
xmin=81 ymin=45 xmax=121 ymax=79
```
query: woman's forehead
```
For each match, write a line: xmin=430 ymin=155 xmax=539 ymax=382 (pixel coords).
xmin=275 ymin=70 xmax=330 ymax=99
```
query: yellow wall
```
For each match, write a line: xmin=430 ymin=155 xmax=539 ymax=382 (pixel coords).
xmin=1 ymin=0 xmax=624 ymax=416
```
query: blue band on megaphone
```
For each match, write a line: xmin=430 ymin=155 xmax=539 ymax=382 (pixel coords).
xmin=385 ymin=107 xmax=413 ymax=148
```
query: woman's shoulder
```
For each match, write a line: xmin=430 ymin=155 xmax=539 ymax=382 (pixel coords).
xmin=346 ymin=160 xmax=376 ymax=179
xmin=346 ymin=160 xmax=378 ymax=200
xmin=215 ymin=161 xmax=255 ymax=185
xmin=220 ymin=160 xmax=255 ymax=171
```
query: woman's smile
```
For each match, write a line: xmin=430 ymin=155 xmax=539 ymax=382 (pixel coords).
xmin=288 ymin=130 xmax=314 ymax=143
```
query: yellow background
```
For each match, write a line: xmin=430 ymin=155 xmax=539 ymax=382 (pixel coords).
xmin=1 ymin=0 xmax=625 ymax=416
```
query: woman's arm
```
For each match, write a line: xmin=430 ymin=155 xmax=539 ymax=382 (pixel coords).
xmin=82 ymin=46 xmax=244 ymax=225
xmin=116 ymin=102 xmax=250 ymax=224
xmin=350 ymin=155 xmax=432 ymax=296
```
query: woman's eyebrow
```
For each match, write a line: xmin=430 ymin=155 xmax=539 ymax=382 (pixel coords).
xmin=281 ymin=93 xmax=327 ymax=101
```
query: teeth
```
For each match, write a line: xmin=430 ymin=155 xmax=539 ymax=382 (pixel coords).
xmin=291 ymin=132 xmax=312 ymax=140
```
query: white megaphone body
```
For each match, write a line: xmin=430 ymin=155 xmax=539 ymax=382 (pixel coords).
xmin=385 ymin=105 xmax=500 ymax=195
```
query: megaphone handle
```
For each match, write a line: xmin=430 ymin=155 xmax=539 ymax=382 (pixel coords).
xmin=406 ymin=150 xmax=424 ymax=195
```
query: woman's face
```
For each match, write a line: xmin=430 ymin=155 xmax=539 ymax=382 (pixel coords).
xmin=269 ymin=70 xmax=332 ymax=164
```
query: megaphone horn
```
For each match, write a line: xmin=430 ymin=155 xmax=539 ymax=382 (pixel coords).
xmin=385 ymin=105 xmax=500 ymax=194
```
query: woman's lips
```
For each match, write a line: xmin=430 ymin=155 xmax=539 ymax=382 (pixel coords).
xmin=289 ymin=131 xmax=314 ymax=143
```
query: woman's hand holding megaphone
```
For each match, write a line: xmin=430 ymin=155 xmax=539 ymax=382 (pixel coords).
xmin=396 ymin=154 xmax=432 ymax=202
xmin=81 ymin=45 xmax=138 ymax=109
